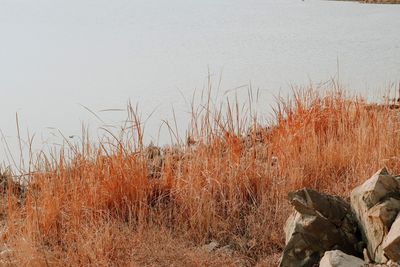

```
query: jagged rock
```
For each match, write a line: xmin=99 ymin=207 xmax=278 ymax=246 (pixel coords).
xmin=217 ymin=245 xmax=234 ymax=255
xmin=202 ymin=241 xmax=219 ymax=252
xmin=350 ymin=168 xmax=400 ymax=263
xmin=319 ymin=250 xmax=364 ymax=267
xmin=279 ymin=188 xmax=362 ymax=267
xmin=367 ymin=198 xmax=400 ymax=230
xmin=383 ymin=212 xmax=400 ymax=262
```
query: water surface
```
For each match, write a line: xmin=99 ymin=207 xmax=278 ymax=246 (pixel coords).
xmin=0 ymin=0 xmax=399 ymax=163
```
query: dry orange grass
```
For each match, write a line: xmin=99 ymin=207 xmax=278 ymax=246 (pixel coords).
xmin=0 ymin=86 xmax=399 ymax=266
xmin=362 ymin=0 xmax=400 ymax=3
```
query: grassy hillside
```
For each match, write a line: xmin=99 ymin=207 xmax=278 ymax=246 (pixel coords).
xmin=0 ymin=86 xmax=399 ymax=266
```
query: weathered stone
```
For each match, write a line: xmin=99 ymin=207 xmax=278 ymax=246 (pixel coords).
xmin=364 ymin=248 xmax=372 ymax=263
xmin=279 ymin=188 xmax=362 ymax=267
xmin=351 ymin=168 xmax=400 ymax=263
xmin=367 ymin=198 xmax=400 ymax=231
xmin=202 ymin=241 xmax=219 ymax=252
xmin=217 ymin=245 xmax=234 ymax=255
xmin=395 ymin=176 xmax=400 ymax=186
xmin=383 ymin=212 xmax=400 ymax=262
xmin=319 ymin=250 xmax=364 ymax=267
xmin=144 ymin=143 xmax=164 ymax=179
xmin=386 ymin=260 xmax=400 ymax=267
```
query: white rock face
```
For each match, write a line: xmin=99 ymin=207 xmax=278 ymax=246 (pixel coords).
xmin=350 ymin=168 xmax=400 ymax=263
xmin=319 ymin=250 xmax=364 ymax=267
xmin=383 ymin=212 xmax=400 ymax=262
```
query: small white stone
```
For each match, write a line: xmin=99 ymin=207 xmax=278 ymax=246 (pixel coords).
xmin=320 ymin=250 xmax=364 ymax=267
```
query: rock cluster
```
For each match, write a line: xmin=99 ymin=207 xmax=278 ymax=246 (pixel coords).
xmin=351 ymin=168 xmax=400 ymax=263
xmin=279 ymin=168 xmax=400 ymax=267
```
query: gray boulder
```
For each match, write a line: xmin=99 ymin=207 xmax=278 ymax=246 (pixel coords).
xmin=320 ymin=250 xmax=364 ymax=267
xmin=350 ymin=168 xmax=400 ymax=263
xmin=279 ymin=188 xmax=362 ymax=267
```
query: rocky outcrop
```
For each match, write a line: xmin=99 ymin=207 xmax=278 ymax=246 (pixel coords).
xmin=350 ymin=168 xmax=400 ymax=263
xmin=319 ymin=250 xmax=364 ymax=267
xmin=278 ymin=188 xmax=362 ymax=267
xmin=279 ymin=168 xmax=400 ymax=267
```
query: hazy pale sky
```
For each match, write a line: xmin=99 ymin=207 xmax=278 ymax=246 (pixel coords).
xmin=1 ymin=0 xmax=400 ymax=164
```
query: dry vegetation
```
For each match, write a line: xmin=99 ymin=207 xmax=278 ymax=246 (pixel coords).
xmin=340 ymin=0 xmax=400 ymax=3
xmin=0 ymin=85 xmax=399 ymax=266
xmin=360 ymin=0 xmax=400 ymax=3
